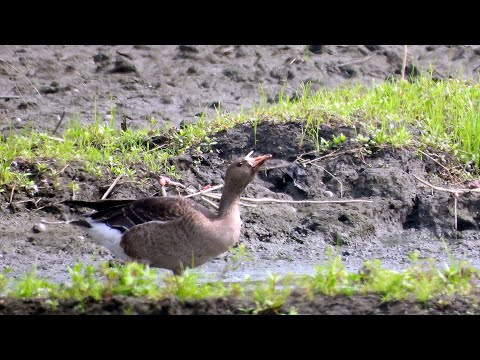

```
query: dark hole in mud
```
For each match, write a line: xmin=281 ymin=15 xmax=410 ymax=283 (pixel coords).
xmin=338 ymin=214 xmax=350 ymax=223
xmin=403 ymin=196 xmax=420 ymax=230
xmin=456 ymin=218 xmax=477 ymax=232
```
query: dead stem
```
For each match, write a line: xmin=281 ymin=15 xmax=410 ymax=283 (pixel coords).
xmin=101 ymin=175 xmax=122 ymax=200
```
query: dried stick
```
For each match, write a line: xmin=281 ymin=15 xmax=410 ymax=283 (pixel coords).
xmin=52 ymin=111 xmax=66 ymax=135
xmin=0 ymin=58 xmax=42 ymax=97
xmin=417 ymin=150 xmax=452 ymax=177
xmin=34 ymin=201 xmax=65 ymax=211
xmin=401 ymin=45 xmax=408 ymax=80
xmin=167 ymin=180 xmax=187 ymax=189
xmin=41 ymin=219 xmax=69 ymax=225
xmin=184 ymin=184 xmax=224 ymax=198
xmin=413 ymin=174 xmax=480 ymax=232
xmin=337 ymin=51 xmax=380 ymax=68
xmin=412 ymin=174 xmax=479 ymax=194
xmin=161 ymin=187 xmax=167 ymax=197
xmin=200 ymin=196 xmax=219 ymax=209
xmin=199 ymin=193 xmax=257 ymax=207
xmin=296 ymin=148 xmax=366 ymax=166
xmin=454 ymin=194 xmax=458 ymax=231
xmin=238 ymin=197 xmax=373 ymax=205
xmin=9 ymin=185 xmax=15 ymax=204
xmin=310 ymin=162 xmax=343 ymax=198
xmin=14 ymin=83 xmax=29 ymax=106
xmin=44 ymin=135 xmax=65 ymax=142
xmin=101 ymin=175 xmax=122 ymax=199
xmin=0 ymin=95 xmax=21 ymax=99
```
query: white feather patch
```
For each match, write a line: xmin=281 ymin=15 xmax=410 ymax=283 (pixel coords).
xmin=245 ymin=150 xmax=254 ymax=166
xmin=86 ymin=219 xmax=131 ymax=260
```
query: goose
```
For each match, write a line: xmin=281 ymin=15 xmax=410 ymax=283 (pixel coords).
xmin=65 ymin=152 xmax=272 ymax=274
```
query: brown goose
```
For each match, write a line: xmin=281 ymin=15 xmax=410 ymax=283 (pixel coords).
xmin=65 ymin=152 xmax=272 ymax=274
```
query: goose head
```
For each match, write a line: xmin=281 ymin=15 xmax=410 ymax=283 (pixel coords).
xmin=223 ymin=151 xmax=272 ymax=194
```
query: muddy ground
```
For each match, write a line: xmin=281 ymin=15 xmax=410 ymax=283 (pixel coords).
xmin=2 ymin=291 xmax=480 ymax=315
xmin=1 ymin=45 xmax=480 ymax=314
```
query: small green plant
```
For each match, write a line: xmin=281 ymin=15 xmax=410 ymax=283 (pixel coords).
xmin=62 ymin=263 xmax=105 ymax=300
xmin=253 ymin=273 xmax=293 ymax=313
xmin=68 ymin=180 xmax=80 ymax=198
xmin=332 ymin=133 xmax=347 ymax=146
xmin=162 ymin=270 xmax=228 ymax=300
xmin=308 ymin=249 xmax=358 ymax=296
xmin=11 ymin=269 xmax=58 ymax=298
xmin=218 ymin=243 xmax=253 ymax=278
xmin=100 ymin=262 xmax=161 ymax=298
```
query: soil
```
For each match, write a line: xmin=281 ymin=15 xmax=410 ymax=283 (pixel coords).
xmin=1 ymin=292 xmax=479 ymax=315
xmin=1 ymin=45 xmax=480 ymax=315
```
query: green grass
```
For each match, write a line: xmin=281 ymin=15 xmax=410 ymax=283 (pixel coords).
xmin=1 ymin=75 xmax=480 ymax=192
xmin=0 ymin=252 xmax=478 ymax=313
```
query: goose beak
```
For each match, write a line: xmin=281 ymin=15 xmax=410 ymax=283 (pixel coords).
xmin=250 ymin=154 xmax=272 ymax=170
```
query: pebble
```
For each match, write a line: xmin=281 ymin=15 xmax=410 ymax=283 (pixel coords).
xmin=323 ymin=190 xmax=334 ymax=198
xmin=32 ymin=223 xmax=47 ymax=233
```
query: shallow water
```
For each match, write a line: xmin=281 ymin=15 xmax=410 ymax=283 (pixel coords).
xmin=197 ymin=233 xmax=480 ymax=283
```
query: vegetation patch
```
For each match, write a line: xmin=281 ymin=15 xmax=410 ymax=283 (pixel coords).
xmin=0 ymin=246 xmax=478 ymax=314
xmin=1 ymin=75 xmax=479 ymax=195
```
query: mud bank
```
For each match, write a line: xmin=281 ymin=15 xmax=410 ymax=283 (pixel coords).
xmin=1 ymin=121 xmax=479 ymax=285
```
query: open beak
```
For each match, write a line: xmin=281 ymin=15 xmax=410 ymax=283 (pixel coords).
xmin=250 ymin=154 xmax=272 ymax=171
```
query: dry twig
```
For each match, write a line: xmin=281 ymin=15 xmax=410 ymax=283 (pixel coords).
xmin=101 ymin=175 xmax=122 ymax=200
xmin=0 ymin=58 xmax=42 ymax=97
xmin=401 ymin=45 xmax=408 ymax=80
xmin=412 ymin=174 xmax=479 ymax=194
xmin=184 ymin=184 xmax=224 ymax=198
xmin=9 ymin=185 xmax=15 ymax=204
xmin=417 ymin=150 xmax=453 ymax=177
xmin=237 ymin=197 xmax=373 ymax=205
xmin=309 ymin=162 xmax=343 ymax=198
xmin=337 ymin=51 xmax=380 ymax=68
xmin=52 ymin=111 xmax=67 ymax=135
xmin=413 ymin=174 xmax=480 ymax=232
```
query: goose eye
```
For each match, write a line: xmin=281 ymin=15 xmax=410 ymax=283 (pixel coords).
xmin=237 ymin=162 xmax=243 ymax=167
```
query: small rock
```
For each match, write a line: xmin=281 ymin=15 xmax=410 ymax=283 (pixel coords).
xmin=105 ymin=114 xmax=113 ymax=121
xmin=32 ymin=223 xmax=47 ymax=233
xmin=14 ymin=117 xmax=22 ymax=123
xmin=323 ymin=190 xmax=334 ymax=198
